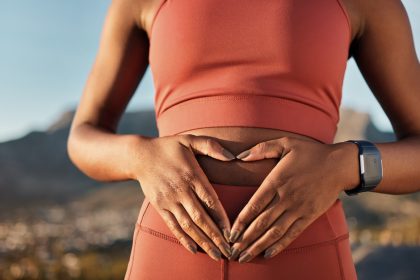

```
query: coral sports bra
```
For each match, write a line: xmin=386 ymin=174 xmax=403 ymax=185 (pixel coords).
xmin=148 ymin=0 xmax=351 ymax=144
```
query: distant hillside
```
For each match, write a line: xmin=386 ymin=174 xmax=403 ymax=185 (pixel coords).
xmin=0 ymin=109 xmax=157 ymax=211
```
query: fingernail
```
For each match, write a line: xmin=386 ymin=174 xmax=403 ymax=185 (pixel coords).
xmin=229 ymin=230 xmax=240 ymax=243
xmin=264 ymin=248 xmax=276 ymax=259
xmin=209 ymin=248 xmax=221 ymax=261
xmin=222 ymin=148 xmax=236 ymax=160
xmin=223 ymin=229 xmax=231 ymax=242
xmin=236 ymin=150 xmax=250 ymax=159
xmin=238 ymin=252 xmax=252 ymax=263
xmin=230 ymin=248 xmax=240 ymax=260
xmin=187 ymin=244 xmax=197 ymax=254
xmin=236 ymin=234 xmax=244 ymax=242
xmin=223 ymin=243 xmax=232 ymax=257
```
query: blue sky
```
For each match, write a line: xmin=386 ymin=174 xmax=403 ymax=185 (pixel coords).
xmin=0 ymin=0 xmax=419 ymax=143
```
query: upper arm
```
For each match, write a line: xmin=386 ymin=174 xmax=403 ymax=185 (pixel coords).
xmin=70 ymin=0 xmax=150 ymax=133
xmin=351 ymin=0 xmax=420 ymax=140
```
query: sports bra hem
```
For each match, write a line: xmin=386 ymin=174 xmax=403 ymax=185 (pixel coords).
xmin=155 ymin=94 xmax=338 ymax=144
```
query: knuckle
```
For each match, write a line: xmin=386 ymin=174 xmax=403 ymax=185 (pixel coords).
xmin=286 ymin=188 xmax=298 ymax=201
xmin=248 ymin=202 xmax=262 ymax=216
xmin=265 ymin=176 xmax=281 ymax=188
xmin=255 ymin=218 xmax=269 ymax=231
xmin=211 ymin=235 xmax=223 ymax=246
xmin=190 ymin=209 xmax=205 ymax=225
xmin=153 ymin=190 xmax=170 ymax=204
xmin=180 ymin=219 xmax=194 ymax=231
xmin=175 ymin=231 xmax=187 ymax=244
xmin=180 ymin=134 xmax=194 ymax=143
xmin=205 ymin=138 xmax=218 ymax=151
xmin=279 ymin=174 xmax=292 ymax=186
xmin=256 ymin=141 xmax=267 ymax=152
xmin=152 ymin=193 xmax=164 ymax=205
xmin=202 ymin=195 xmax=217 ymax=209
xmin=179 ymin=169 xmax=195 ymax=185
xmin=289 ymin=225 xmax=302 ymax=239
xmin=281 ymin=136 xmax=293 ymax=146
xmin=165 ymin=220 xmax=177 ymax=232
xmin=178 ymin=235 xmax=189 ymax=245
xmin=270 ymin=226 xmax=285 ymax=239
xmin=275 ymin=188 xmax=285 ymax=200
xmin=167 ymin=181 xmax=183 ymax=195
xmin=272 ymin=244 xmax=284 ymax=254
xmin=204 ymin=138 xmax=212 ymax=154
xmin=200 ymin=240 xmax=211 ymax=250
xmin=274 ymin=243 xmax=285 ymax=252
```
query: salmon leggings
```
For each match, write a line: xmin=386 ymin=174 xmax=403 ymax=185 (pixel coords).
xmin=124 ymin=183 xmax=358 ymax=280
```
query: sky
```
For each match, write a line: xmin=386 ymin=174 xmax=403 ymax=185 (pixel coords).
xmin=0 ymin=0 xmax=419 ymax=143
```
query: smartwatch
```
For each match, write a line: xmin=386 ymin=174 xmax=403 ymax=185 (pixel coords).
xmin=344 ymin=140 xmax=383 ymax=196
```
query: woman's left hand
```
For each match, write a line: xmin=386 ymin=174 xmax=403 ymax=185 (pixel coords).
xmin=228 ymin=136 xmax=358 ymax=263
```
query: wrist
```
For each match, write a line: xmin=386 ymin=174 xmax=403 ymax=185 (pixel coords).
xmin=124 ymin=134 xmax=155 ymax=181
xmin=332 ymin=141 xmax=361 ymax=192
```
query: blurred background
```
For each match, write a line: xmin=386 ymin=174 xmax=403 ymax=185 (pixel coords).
xmin=0 ymin=0 xmax=419 ymax=279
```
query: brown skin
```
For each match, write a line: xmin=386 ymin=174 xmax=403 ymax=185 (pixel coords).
xmin=67 ymin=0 xmax=420 ymax=263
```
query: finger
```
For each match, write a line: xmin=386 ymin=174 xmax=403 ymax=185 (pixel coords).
xmin=189 ymin=169 xmax=232 ymax=242
xmin=236 ymin=210 xmax=298 ymax=263
xmin=229 ymin=195 xmax=283 ymax=259
xmin=158 ymin=209 xmax=198 ymax=254
xmin=262 ymin=217 xmax=311 ymax=259
xmin=230 ymin=155 xmax=291 ymax=242
xmin=229 ymin=182 xmax=278 ymax=243
xmin=182 ymin=189 xmax=232 ymax=258
xmin=236 ymin=137 xmax=293 ymax=161
xmin=171 ymin=204 xmax=223 ymax=261
xmin=181 ymin=134 xmax=236 ymax=161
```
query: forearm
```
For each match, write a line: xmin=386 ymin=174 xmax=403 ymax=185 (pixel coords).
xmin=67 ymin=123 xmax=153 ymax=182
xmin=338 ymin=135 xmax=420 ymax=195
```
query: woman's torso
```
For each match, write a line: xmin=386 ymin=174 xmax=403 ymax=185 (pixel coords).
xmin=137 ymin=0 xmax=361 ymax=186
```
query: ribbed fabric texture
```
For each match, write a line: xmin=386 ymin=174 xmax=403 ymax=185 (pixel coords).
xmin=148 ymin=0 xmax=351 ymax=144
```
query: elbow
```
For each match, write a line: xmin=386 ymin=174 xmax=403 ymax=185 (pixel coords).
xmin=66 ymin=125 xmax=83 ymax=172
xmin=66 ymin=123 xmax=90 ymax=177
xmin=66 ymin=129 xmax=98 ymax=182
xmin=66 ymin=123 xmax=114 ymax=183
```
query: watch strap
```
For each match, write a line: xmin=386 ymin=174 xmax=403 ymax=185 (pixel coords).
xmin=344 ymin=140 xmax=383 ymax=196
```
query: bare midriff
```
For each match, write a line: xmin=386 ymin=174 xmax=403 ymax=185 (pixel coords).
xmin=177 ymin=127 xmax=323 ymax=187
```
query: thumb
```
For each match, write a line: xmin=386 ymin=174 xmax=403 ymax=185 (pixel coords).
xmin=185 ymin=135 xmax=236 ymax=161
xmin=236 ymin=138 xmax=289 ymax=161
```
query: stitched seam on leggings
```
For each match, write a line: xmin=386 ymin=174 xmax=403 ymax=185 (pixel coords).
xmin=221 ymin=259 xmax=224 ymax=280
xmin=325 ymin=200 xmax=340 ymax=237
xmin=334 ymin=237 xmax=346 ymax=280
xmin=127 ymin=202 xmax=151 ymax=280
xmin=127 ymin=227 xmax=141 ymax=280
xmin=137 ymin=201 xmax=151 ymax=226
xmin=139 ymin=224 xmax=350 ymax=253
xmin=336 ymin=234 xmax=352 ymax=280
xmin=139 ymin=224 xmax=183 ymax=245
xmin=276 ymin=233 xmax=349 ymax=254
xmin=223 ymin=259 xmax=229 ymax=280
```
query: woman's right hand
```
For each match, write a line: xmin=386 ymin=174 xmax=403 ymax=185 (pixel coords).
xmin=133 ymin=134 xmax=236 ymax=261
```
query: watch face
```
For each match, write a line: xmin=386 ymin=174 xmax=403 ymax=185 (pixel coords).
xmin=362 ymin=154 xmax=383 ymax=183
